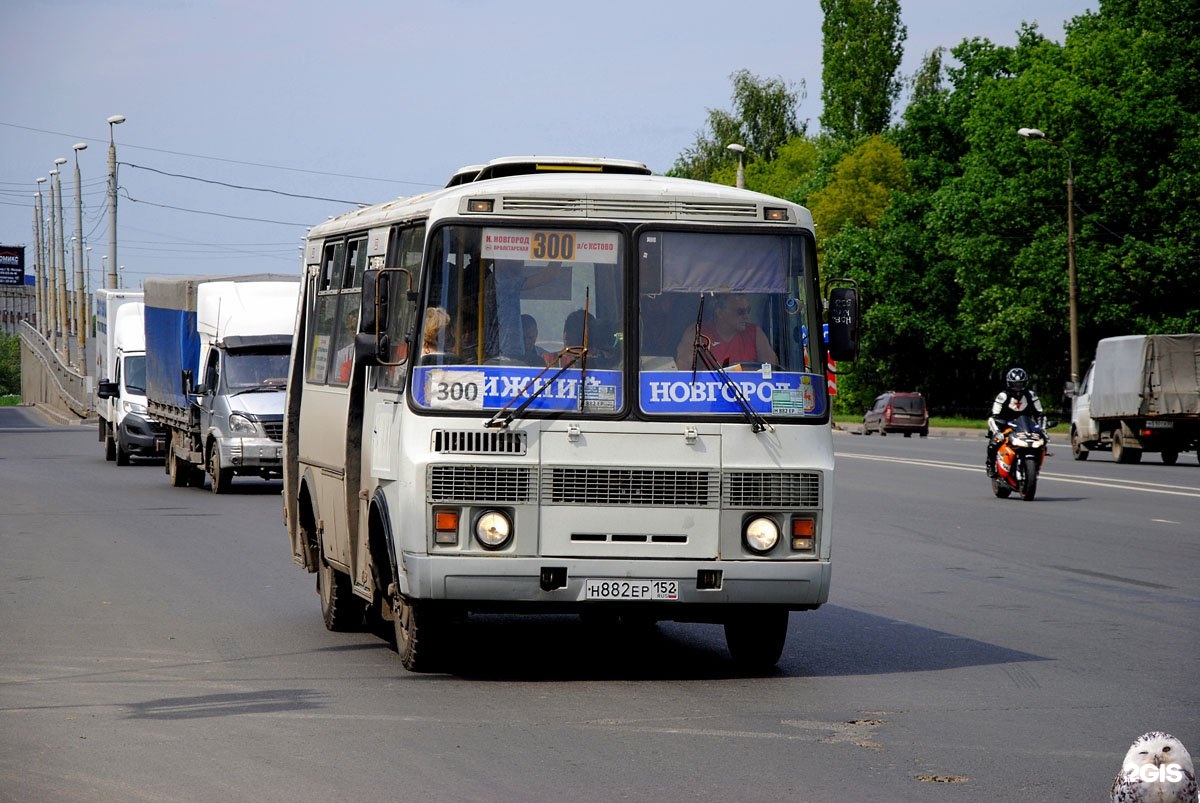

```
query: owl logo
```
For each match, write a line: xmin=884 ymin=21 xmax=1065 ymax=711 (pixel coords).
xmin=1111 ymin=731 xmax=1197 ymax=802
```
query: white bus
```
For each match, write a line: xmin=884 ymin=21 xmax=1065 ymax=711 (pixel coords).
xmin=283 ymin=156 xmax=859 ymax=672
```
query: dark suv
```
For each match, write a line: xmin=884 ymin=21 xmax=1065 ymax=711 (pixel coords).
xmin=863 ymin=391 xmax=929 ymax=437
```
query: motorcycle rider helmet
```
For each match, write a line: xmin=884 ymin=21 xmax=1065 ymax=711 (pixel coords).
xmin=1006 ymin=367 xmax=1028 ymax=393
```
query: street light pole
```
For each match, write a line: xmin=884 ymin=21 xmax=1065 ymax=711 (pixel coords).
xmin=1018 ymin=127 xmax=1080 ymax=387
xmin=48 ymin=165 xmax=62 ymax=348
xmin=106 ymin=114 xmax=125 ymax=290
xmin=34 ymin=177 xmax=47 ymax=337
xmin=53 ymin=157 xmax=71 ymax=358
xmin=72 ymin=142 xmax=88 ymax=371
xmin=726 ymin=142 xmax=746 ymax=189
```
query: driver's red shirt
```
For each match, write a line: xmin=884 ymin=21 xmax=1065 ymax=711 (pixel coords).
xmin=701 ymin=323 xmax=759 ymax=365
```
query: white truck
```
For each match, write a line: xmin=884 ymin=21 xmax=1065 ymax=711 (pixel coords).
xmin=144 ymin=274 xmax=300 ymax=492
xmin=1070 ymin=333 xmax=1200 ymax=464
xmin=95 ymin=289 xmax=166 ymax=465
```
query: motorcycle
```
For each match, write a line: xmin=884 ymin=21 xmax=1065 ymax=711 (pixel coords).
xmin=989 ymin=414 xmax=1049 ymax=501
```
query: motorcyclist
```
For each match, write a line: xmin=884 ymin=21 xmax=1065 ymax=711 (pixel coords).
xmin=985 ymin=367 xmax=1045 ymax=476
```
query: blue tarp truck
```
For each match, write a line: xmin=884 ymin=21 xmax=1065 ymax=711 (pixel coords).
xmin=144 ymin=274 xmax=299 ymax=491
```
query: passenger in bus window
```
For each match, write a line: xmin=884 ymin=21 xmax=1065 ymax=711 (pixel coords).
xmin=521 ymin=314 xmax=553 ymax=366
xmin=422 ymin=306 xmax=453 ymax=356
xmin=335 ymin=310 xmax=359 ymax=384
xmin=557 ymin=309 xmax=617 ymax=368
xmin=674 ymin=295 xmax=778 ymax=370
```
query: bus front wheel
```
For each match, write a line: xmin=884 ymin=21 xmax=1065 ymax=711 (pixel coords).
xmin=724 ymin=608 xmax=789 ymax=670
xmin=394 ymin=597 xmax=446 ymax=673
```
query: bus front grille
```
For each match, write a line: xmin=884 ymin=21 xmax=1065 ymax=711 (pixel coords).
xmin=544 ymin=467 xmax=718 ymax=506
xmin=723 ymin=471 xmax=821 ymax=508
xmin=428 ymin=465 xmax=534 ymax=503
xmin=432 ymin=429 xmax=527 ymax=455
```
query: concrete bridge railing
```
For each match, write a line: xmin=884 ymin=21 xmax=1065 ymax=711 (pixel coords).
xmin=18 ymin=321 xmax=94 ymax=423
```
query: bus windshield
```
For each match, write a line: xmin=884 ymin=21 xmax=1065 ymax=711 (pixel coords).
xmin=411 ymin=224 xmax=626 ymax=416
xmin=637 ymin=230 xmax=824 ymax=419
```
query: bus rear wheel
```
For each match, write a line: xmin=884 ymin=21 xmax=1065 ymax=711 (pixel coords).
xmin=317 ymin=533 xmax=364 ymax=632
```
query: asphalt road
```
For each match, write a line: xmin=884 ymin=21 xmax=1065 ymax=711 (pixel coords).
xmin=1 ymin=406 xmax=1197 ymax=801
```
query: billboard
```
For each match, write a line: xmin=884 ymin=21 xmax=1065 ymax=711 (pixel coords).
xmin=0 ymin=245 xmax=25 ymax=286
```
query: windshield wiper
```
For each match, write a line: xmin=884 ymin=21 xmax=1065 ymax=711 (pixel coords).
xmin=484 ymin=347 xmax=585 ymax=429
xmin=232 ymin=385 xmax=284 ymax=395
xmin=686 ymin=295 xmax=773 ymax=434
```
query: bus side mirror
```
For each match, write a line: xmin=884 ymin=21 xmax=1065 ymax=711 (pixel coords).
xmin=359 ymin=268 xmax=412 ymax=367
xmin=359 ymin=269 xmax=389 ymax=334
xmin=827 ymin=285 xmax=860 ymax=362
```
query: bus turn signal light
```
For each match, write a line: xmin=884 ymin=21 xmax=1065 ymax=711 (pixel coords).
xmin=791 ymin=517 xmax=815 ymax=551
xmin=434 ymin=508 xmax=460 ymax=545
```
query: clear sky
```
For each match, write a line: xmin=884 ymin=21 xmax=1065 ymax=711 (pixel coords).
xmin=1 ymin=0 xmax=1096 ymax=287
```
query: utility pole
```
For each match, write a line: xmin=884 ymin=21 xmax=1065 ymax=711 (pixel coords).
xmin=106 ymin=115 xmax=125 ymax=290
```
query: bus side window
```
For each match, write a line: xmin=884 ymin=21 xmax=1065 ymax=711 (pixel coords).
xmin=379 ymin=223 xmax=425 ymax=390
xmin=308 ymin=239 xmax=350 ymax=384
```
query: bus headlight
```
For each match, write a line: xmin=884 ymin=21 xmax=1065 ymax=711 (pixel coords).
xmin=743 ymin=517 xmax=779 ymax=554
xmin=474 ymin=510 xmax=512 ymax=549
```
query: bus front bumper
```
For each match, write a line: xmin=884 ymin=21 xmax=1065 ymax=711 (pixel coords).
xmin=399 ymin=554 xmax=831 ymax=612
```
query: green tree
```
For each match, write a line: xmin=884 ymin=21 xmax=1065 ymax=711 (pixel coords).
xmin=0 ymin=334 xmax=21 ymax=396
xmin=807 ymin=135 xmax=908 ymax=240
xmin=670 ymin=70 xmax=805 ymax=182
xmin=819 ymin=0 xmax=907 ymax=138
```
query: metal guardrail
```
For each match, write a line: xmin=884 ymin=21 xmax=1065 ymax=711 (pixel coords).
xmin=18 ymin=321 xmax=93 ymax=420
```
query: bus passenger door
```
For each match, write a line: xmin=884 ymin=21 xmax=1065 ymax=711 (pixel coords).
xmin=296 ymin=236 xmax=365 ymax=575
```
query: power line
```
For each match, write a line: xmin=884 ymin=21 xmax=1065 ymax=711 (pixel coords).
xmin=120 ymin=189 xmax=314 ymax=227
xmin=122 ymin=162 xmax=370 ymax=206
xmin=0 ymin=119 xmax=439 ymax=188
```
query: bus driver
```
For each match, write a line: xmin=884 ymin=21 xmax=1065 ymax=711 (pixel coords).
xmin=674 ymin=295 xmax=778 ymax=370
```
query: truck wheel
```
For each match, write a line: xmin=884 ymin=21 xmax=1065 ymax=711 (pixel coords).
xmin=393 ymin=597 xmax=447 ymax=673
xmin=209 ymin=449 xmax=232 ymax=494
xmin=1112 ymin=431 xmax=1142 ymax=464
xmin=104 ymin=424 xmax=116 ymax=462
xmin=317 ymin=533 xmax=365 ymax=632
xmin=1070 ymin=428 xmax=1088 ymax=461
xmin=169 ymin=453 xmax=190 ymax=488
xmin=116 ymin=441 xmax=130 ymax=467
xmin=1161 ymin=450 xmax=1179 ymax=466
xmin=723 ymin=608 xmax=788 ymax=671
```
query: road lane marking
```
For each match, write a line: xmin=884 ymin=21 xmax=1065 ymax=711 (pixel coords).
xmin=835 ymin=451 xmax=1200 ymax=498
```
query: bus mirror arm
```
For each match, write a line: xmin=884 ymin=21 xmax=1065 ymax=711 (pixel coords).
xmin=354 ymin=332 xmax=383 ymax=365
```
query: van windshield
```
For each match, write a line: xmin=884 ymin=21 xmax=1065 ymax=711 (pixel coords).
xmin=225 ymin=350 xmax=290 ymax=390
xmin=123 ymin=355 xmax=146 ymax=395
